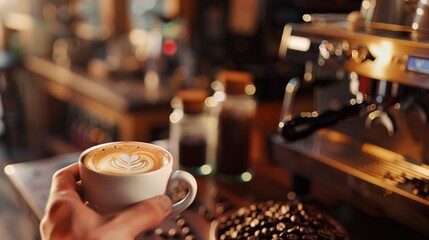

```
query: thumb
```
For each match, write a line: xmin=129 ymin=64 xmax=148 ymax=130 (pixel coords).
xmin=105 ymin=195 xmax=173 ymax=238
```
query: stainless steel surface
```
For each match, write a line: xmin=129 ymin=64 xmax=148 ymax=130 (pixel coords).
xmin=279 ymin=77 xmax=300 ymax=122
xmin=368 ymin=0 xmax=406 ymax=25
xmin=271 ymin=131 xmax=429 ymax=235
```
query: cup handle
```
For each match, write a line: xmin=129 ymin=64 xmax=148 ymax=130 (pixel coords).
xmin=167 ymin=170 xmax=197 ymax=217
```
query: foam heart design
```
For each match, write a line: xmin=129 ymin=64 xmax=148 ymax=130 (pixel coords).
xmin=112 ymin=153 xmax=146 ymax=171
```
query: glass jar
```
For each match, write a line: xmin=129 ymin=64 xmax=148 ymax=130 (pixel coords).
xmin=169 ymin=89 xmax=213 ymax=175
xmin=215 ymin=71 xmax=257 ymax=182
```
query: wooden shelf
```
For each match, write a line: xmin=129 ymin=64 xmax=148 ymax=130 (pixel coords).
xmin=19 ymin=56 xmax=174 ymax=155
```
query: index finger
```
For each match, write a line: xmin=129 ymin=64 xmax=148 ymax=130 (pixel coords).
xmin=50 ymin=163 xmax=80 ymax=198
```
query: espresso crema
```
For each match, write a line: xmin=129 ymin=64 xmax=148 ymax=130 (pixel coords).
xmin=83 ymin=143 xmax=169 ymax=175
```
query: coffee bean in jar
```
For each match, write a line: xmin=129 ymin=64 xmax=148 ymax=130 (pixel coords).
xmin=211 ymin=200 xmax=348 ymax=240
xmin=169 ymin=89 xmax=212 ymax=175
xmin=215 ymin=71 xmax=256 ymax=182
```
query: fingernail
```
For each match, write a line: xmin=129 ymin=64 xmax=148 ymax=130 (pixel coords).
xmin=157 ymin=195 xmax=172 ymax=212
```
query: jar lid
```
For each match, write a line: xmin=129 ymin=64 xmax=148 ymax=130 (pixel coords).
xmin=176 ymin=89 xmax=209 ymax=114
xmin=217 ymin=71 xmax=253 ymax=95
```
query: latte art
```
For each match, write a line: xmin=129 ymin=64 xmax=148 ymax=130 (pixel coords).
xmin=83 ymin=144 xmax=169 ymax=175
xmin=112 ymin=154 xmax=145 ymax=171
xmin=108 ymin=152 xmax=160 ymax=174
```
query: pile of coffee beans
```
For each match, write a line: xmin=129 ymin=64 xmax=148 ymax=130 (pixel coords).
xmin=141 ymin=192 xmax=236 ymax=240
xmin=409 ymin=178 xmax=429 ymax=197
xmin=141 ymin=214 xmax=198 ymax=240
xmin=383 ymin=171 xmax=429 ymax=198
xmin=216 ymin=200 xmax=348 ymax=240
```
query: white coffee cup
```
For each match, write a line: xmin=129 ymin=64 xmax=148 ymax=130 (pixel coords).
xmin=78 ymin=141 xmax=197 ymax=215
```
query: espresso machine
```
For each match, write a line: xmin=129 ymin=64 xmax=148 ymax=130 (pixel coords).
xmin=271 ymin=0 xmax=429 ymax=236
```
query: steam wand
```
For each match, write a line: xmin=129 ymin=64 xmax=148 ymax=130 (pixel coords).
xmin=278 ymin=101 xmax=366 ymax=141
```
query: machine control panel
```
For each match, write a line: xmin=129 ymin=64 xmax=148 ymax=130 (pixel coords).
xmin=280 ymin=23 xmax=429 ymax=90
xmin=407 ymin=56 xmax=429 ymax=75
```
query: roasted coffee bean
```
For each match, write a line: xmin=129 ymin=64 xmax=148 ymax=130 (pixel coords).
xmin=264 ymin=210 xmax=273 ymax=218
xmin=184 ymin=235 xmax=196 ymax=240
xmin=301 ymin=221 xmax=311 ymax=227
xmin=276 ymin=222 xmax=287 ymax=232
xmin=237 ymin=207 xmax=249 ymax=216
xmin=423 ymin=185 xmax=429 ymax=193
xmin=285 ymin=221 xmax=296 ymax=230
xmin=290 ymin=214 xmax=300 ymax=223
xmin=154 ymin=228 xmax=169 ymax=239
xmin=267 ymin=218 xmax=277 ymax=226
xmin=176 ymin=218 xmax=187 ymax=227
xmin=302 ymin=234 xmax=319 ymax=240
xmin=231 ymin=230 xmax=239 ymax=238
xmin=300 ymin=226 xmax=316 ymax=234
xmin=280 ymin=205 xmax=290 ymax=214
xmin=269 ymin=206 xmax=278 ymax=212
xmin=254 ymin=229 xmax=261 ymax=237
xmin=261 ymin=227 xmax=269 ymax=234
xmin=318 ymin=228 xmax=334 ymax=240
xmin=249 ymin=219 xmax=259 ymax=228
xmin=312 ymin=220 xmax=322 ymax=228
xmin=271 ymin=233 xmax=280 ymax=239
xmin=167 ymin=228 xmax=179 ymax=238
xmin=286 ymin=225 xmax=300 ymax=234
xmin=181 ymin=226 xmax=191 ymax=236
xmin=249 ymin=204 xmax=257 ymax=211
xmin=285 ymin=233 xmax=300 ymax=240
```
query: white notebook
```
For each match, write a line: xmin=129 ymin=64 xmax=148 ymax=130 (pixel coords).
xmin=4 ymin=153 xmax=79 ymax=220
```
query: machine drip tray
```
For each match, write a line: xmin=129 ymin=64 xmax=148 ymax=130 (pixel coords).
xmin=270 ymin=129 xmax=429 ymax=236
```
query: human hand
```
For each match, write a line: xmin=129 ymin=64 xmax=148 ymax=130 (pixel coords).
xmin=40 ymin=163 xmax=172 ymax=240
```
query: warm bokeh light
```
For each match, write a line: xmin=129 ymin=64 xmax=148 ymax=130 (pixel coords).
xmin=129 ymin=29 xmax=148 ymax=46
xmin=169 ymin=110 xmax=183 ymax=124
xmin=144 ymin=70 xmax=160 ymax=89
xmin=287 ymin=36 xmax=311 ymax=52
xmin=4 ymin=165 xmax=15 ymax=175
xmin=241 ymin=172 xmax=253 ymax=182
xmin=204 ymin=96 xmax=219 ymax=108
xmin=200 ymin=164 xmax=212 ymax=175
xmin=213 ymin=91 xmax=226 ymax=103
xmin=245 ymin=84 xmax=256 ymax=96
xmin=302 ymin=14 xmax=312 ymax=22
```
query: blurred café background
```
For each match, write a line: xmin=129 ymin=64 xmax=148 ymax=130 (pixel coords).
xmin=0 ymin=0 xmax=315 ymax=238
xmin=1 ymin=0 xmax=429 ymax=239
xmin=0 ymin=0 xmax=323 ymax=159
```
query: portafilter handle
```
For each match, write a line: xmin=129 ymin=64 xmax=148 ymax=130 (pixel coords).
xmin=279 ymin=102 xmax=363 ymax=141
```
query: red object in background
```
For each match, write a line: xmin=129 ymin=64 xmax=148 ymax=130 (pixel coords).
xmin=163 ymin=40 xmax=178 ymax=56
